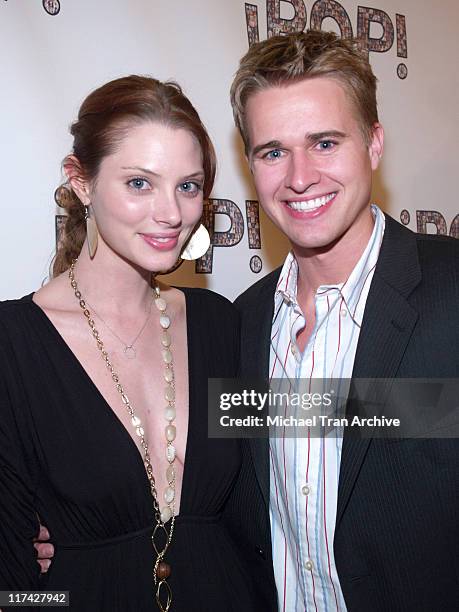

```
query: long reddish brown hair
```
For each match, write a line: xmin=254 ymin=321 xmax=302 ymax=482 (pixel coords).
xmin=53 ymin=75 xmax=216 ymax=276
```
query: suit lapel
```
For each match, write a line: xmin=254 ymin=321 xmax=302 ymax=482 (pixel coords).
xmin=241 ymin=271 xmax=280 ymax=511
xmin=336 ymin=216 xmax=422 ymax=526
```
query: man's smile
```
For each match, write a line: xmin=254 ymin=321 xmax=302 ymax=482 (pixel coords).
xmin=284 ymin=192 xmax=337 ymax=212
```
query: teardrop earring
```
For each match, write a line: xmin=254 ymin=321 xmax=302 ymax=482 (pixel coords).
xmin=84 ymin=204 xmax=98 ymax=259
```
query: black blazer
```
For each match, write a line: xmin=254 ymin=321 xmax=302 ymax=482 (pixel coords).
xmin=230 ymin=216 xmax=459 ymax=611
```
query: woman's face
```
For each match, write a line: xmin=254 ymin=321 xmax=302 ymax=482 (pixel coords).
xmin=86 ymin=121 xmax=205 ymax=272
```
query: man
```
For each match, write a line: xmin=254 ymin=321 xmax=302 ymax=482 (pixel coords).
xmin=227 ymin=30 xmax=459 ymax=611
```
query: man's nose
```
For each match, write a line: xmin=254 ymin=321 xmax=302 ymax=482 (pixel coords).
xmin=284 ymin=151 xmax=321 ymax=193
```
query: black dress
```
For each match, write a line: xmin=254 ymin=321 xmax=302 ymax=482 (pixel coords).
xmin=0 ymin=288 xmax=259 ymax=611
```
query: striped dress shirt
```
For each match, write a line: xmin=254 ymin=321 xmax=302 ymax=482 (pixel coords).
xmin=269 ymin=205 xmax=385 ymax=611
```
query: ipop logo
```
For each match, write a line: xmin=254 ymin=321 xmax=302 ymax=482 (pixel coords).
xmin=42 ymin=0 xmax=60 ymax=15
xmin=3 ymin=1 xmax=61 ymax=15
xmin=400 ymin=210 xmax=459 ymax=239
xmin=245 ymin=0 xmax=408 ymax=79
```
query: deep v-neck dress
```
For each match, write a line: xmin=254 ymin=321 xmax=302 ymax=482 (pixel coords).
xmin=0 ymin=288 xmax=257 ymax=611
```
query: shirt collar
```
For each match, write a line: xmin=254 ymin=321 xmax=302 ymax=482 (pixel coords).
xmin=273 ymin=251 xmax=299 ymax=315
xmin=273 ymin=205 xmax=386 ymax=326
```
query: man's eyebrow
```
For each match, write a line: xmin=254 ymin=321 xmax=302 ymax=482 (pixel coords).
xmin=305 ymin=130 xmax=347 ymax=142
xmin=250 ymin=140 xmax=282 ymax=158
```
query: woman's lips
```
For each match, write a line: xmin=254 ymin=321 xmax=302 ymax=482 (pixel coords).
xmin=139 ymin=233 xmax=180 ymax=251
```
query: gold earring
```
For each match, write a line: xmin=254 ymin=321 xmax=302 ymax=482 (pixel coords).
xmin=84 ymin=204 xmax=98 ymax=259
xmin=180 ymin=224 xmax=210 ymax=261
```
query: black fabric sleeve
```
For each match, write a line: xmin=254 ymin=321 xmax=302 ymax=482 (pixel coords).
xmin=0 ymin=331 xmax=40 ymax=590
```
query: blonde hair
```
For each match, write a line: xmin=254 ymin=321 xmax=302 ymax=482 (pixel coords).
xmin=230 ymin=30 xmax=378 ymax=152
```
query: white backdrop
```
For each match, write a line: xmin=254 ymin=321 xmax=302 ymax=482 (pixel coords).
xmin=1 ymin=0 xmax=458 ymax=301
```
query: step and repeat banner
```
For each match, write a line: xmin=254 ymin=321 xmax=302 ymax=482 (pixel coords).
xmin=1 ymin=0 xmax=458 ymax=300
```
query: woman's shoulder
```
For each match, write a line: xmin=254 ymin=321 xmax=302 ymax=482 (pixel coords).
xmin=0 ymin=295 xmax=39 ymax=359
xmin=0 ymin=274 xmax=65 ymax=321
xmin=0 ymin=294 xmax=35 ymax=321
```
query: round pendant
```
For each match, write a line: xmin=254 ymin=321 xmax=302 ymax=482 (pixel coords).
xmin=156 ymin=561 xmax=171 ymax=580
xmin=124 ymin=345 xmax=136 ymax=359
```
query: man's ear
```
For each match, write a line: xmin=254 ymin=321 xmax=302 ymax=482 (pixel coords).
xmin=369 ymin=123 xmax=384 ymax=170
xmin=63 ymin=155 xmax=91 ymax=204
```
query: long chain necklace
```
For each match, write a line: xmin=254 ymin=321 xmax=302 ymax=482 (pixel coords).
xmin=69 ymin=260 xmax=176 ymax=611
xmin=85 ymin=295 xmax=153 ymax=359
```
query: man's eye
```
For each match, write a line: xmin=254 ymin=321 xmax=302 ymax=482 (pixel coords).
xmin=316 ymin=141 xmax=336 ymax=151
xmin=264 ymin=149 xmax=283 ymax=160
xmin=179 ymin=181 xmax=201 ymax=195
xmin=128 ymin=178 xmax=149 ymax=190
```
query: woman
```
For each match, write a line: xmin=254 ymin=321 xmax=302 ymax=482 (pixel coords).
xmin=0 ymin=76 xmax=276 ymax=611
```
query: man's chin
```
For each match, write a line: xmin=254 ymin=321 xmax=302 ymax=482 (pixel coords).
xmin=289 ymin=231 xmax=345 ymax=257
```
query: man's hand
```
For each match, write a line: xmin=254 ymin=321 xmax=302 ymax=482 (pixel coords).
xmin=33 ymin=525 xmax=54 ymax=573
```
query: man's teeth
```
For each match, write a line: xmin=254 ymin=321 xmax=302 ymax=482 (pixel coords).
xmin=287 ymin=193 xmax=336 ymax=211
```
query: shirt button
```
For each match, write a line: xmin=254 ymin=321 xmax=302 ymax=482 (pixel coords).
xmin=301 ymin=484 xmax=310 ymax=496
xmin=255 ymin=546 xmax=265 ymax=558
xmin=340 ymin=308 xmax=347 ymax=317
xmin=304 ymin=559 xmax=313 ymax=571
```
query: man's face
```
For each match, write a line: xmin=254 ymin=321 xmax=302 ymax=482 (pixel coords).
xmin=245 ymin=77 xmax=383 ymax=257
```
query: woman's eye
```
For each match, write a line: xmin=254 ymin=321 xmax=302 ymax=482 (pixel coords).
xmin=128 ymin=178 xmax=149 ymax=190
xmin=179 ymin=181 xmax=201 ymax=195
